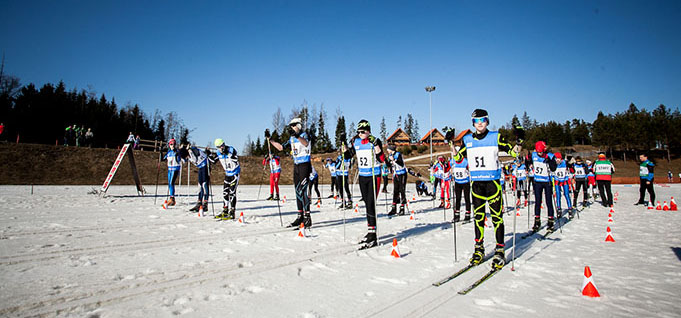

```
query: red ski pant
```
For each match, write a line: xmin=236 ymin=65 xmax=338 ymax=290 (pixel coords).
xmin=270 ymin=172 xmax=280 ymax=195
xmin=440 ymin=179 xmax=451 ymax=199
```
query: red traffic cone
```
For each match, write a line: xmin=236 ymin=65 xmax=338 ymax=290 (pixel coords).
xmin=608 ymin=213 xmax=613 ymax=223
xmin=516 ymin=209 xmax=521 ymax=217
xmin=647 ymin=201 xmax=654 ymax=210
xmin=282 ymin=195 xmax=287 ymax=204
xmin=198 ymin=205 xmax=203 ymax=217
xmin=410 ymin=210 xmax=415 ymax=220
xmin=390 ymin=238 xmax=401 ymax=258
xmin=671 ymin=197 xmax=678 ymax=211
xmin=656 ymin=201 xmax=662 ymax=210
xmin=581 ymin=266 xmax=601 ymax=297
xmin=162 ymin=200 xmax=168 ymax=210
xmin=354 ymin=204 xmax=359 ymax=213
xmin=238 ymin=211 xmax=244 ymax=223
xmin=663 ymin=201 xmax=669 ymax=211
xmin=609 ymin=208 xmax=614 ymax=213
xmin=605 ymin=227 xmax=615 ymax=242
xmin=297 ymin=222 xmax=305 ymax=238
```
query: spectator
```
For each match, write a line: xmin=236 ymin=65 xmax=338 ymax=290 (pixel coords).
xmin=134 ymin=135 xmax=141 ymax=150
xmin=85 ymin=128 xmax=94 ymax=147
xmin=126 ymin=132 xmax=135 ymax=144
xmin=668 ymin=170 xmax=673 ymax=183
xmin=64 ymin=125 xmax=74 ymax=146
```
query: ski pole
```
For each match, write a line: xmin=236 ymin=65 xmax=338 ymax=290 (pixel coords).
xmin=551 ymin=181 xmax=563 ymax=234
xmin=341 ymin=145 xmax=347 ymax=242
xmin=257 ymin=158 xmax=265 ymax=200
xmin=154 ymin=151 xmax=161 ymax=205
xmin=370 ymin=141 xmax=379 ymax=246
xmin=512 ymin=189 xmax=517 ymax=271
xmin=208 ymin=161 xmax=215 ymax=217
xmin=449 ymin=151 xmax=457 ymax=262
xmin=527 ymin=179 xmax=531 ymax=229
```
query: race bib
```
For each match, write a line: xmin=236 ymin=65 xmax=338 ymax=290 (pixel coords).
xmin=533 ymin=161 xmax=549 ymax=177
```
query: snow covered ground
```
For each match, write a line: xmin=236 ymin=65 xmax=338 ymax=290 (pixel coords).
xmin=1 ymin=183 xmax=680 ymax=318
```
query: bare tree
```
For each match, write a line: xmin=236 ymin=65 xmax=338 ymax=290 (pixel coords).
xmin=271 ymin=107 xmax=285 ymax=134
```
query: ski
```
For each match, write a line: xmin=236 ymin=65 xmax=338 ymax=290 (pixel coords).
xmin=458 ymin=266 xmax=504 ymax=295
xmin=432 ymin=264 xmax=476 ymax=286
xmin=520 ymin=229 xmax=540 ymax=240
xmin=538 ymin=229 xmax=555 ymax=240
xmin=432 ymin=253 xmax=494 ymax=287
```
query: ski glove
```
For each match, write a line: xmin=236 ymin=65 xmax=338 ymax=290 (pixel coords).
xmin=444 ymin=128 xmax=456 ymax=141
xmin=264 ymin=129 xmax=270 ymax=138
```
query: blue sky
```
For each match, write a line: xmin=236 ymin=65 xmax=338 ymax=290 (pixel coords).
xmin=2 ymin=1 xmax=680 ymax=149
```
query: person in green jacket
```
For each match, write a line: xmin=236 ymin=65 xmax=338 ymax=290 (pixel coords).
xmin=635 ymin=153 xmax=655 ymax=206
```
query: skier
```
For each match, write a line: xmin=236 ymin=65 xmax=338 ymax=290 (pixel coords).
xmin=308 ymin=165 xmax=321 ymax=204
xmin=668 ymin=170 xmax=673 ymax=183
xmin=571 ymin=156 xmax=590 ymax=208
xmin=530 ymin=141 xmax=558 ymax=233
xmin=386 ymin=145 xmax=407 ymax=216
xmin=268 ymin=118 xmax=313 ymax=228
xmin=430 ymin=162 xmax=440 ymax=201
xmin=449 ymin=109 xmax=522 ymax=269
xmin=408 ymin=169 xmax=431 ymax=196
xmin=161 ymin=139 xmax=183 ymax=207
xmin=635 ymin=153 xmax=655 ymax=206
xmin=181 ymin=145 xmax=210 ymax=212
xmin=213 ymin=138 xmax=241 ymax=219
xmin=553 ymin=153 xmax=573 ymax=218
xmin=513 ymin=159 xmax=528 ymax=208
xmin=451 ymin=148 xmax=471 ymax=222
xmin=434 ymin=155 xmax=452 ymax=209
xmin=586 ymin=160 xmax=597 ymax=200
xmin=381 ymin=162 xmax=390 ymax=193
xmin=342 ymin=119 xmax=386 ymax=249
xmin=594 ymin=153 xmax=615 ymax=207
xmin=262 ymin=154 xmax=281 ymax=201
xmin=325 ymin=158 xmax=337 ymax=198
xmin=335 ymin=149 xmax=353 ymax=209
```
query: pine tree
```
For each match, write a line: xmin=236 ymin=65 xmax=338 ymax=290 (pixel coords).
xmin=335 ymin=115 xmax=347 ymax=148
xmin=348 ymin=121 xmax=356 ymax=140
xmin=380 ymin=117 xmax=387 ymax=141
xmin=396 ymin=115 xmax=402 ymax=129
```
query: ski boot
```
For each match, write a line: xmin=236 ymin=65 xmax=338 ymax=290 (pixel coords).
xmin=568 ymin=208 xmax=574 ymax=220
xmin=216 ymin=206 xmax=232 ymax=220
xmin=189 ymin=201 xmax=202 ymax=212
xmin=345 ymin=201 xmax=353 ymax=209
xmin=314 ymin=198 xmax=321 ymax=205
xmin=491 ymin=246 xmax=505 ymax=270
xmin=337 ymin=201 xmax=346 ymax=210
xmin=438 ymin=199 xmax=445 ymax=208
xmin=273 ymin=194 xmax=280 ymax=201
xmin=265 ymin=194 xmax=274 ymax=201
xmin=469 ymin=242 xmax=484 ymax=265
xmin=358 ymin=231 xmax=377 ymax=249
xmin=463 ymin=212 xmax=471 ymax=223
xmin=582 ymin=201 xmax=589 ymax=208
xmin=327 ymin=194 xmax=334 ymax=199
xmin=228 ymin=208 xmax=236 ymax=220
xmin=303 ymin=212 xmax=312 ymax=228
xmin=202 ymin=201 xmax=209 ymax=212
xmin=532 ymin=216 xmax=541 ymax=232
xmin=634 ymin=201 xmax=645 ymax=206
xmin=287 ymin=212 xmax=304 ymax=228
xmin=398 ymin=204 xmax=406 ymax=215
xmin=452 ymin=211 xmax=460 ymax=223
xmin=388 ymin=205 xmax=397 ymax=216
xmin=556 ymin=208 xmax=562 ymax=219
xmin=445 ymin=199 xmax=451 ymax=209
xmin=546 ymin=217 xmax=555 ymax=233
xmin=167 ymin=196 xmax=176 ymax=206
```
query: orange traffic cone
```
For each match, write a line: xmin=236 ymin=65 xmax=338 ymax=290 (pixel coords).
xmin=297 ymin=223 xmax=306 ymax=238
xmin=238 ymin=211 xmax=244 ymax=223
xmin=608 ymin=213 xmax=613 ymax=223
xmin=581 ymin=266 xmax=601 ymax=297
xmin=390 ymin=238 xmax=401 ymax=258
xmin=663 ymin=201 xmax=669 ymax=211
xmin=605 ymin=227 xmax=615 ymax=242
xmin=671 ymin=197 xmax=678 ymax=211
xmin=198 ymin=205 xmax=203 ymax=217
xmin=410 ymin=210 xmax=415 ymax=220
xmin=656 ymin=201 xmax=662 ymax=210
xmin=354 ymin=204 xmax=359 ymax=213
xmin=516 ymin=209 xmax=521 ymax=217
xmin=282 ymin=195 xmax=287 ymax=204
xmin=412 ymin=195 xmax=416 ymax=202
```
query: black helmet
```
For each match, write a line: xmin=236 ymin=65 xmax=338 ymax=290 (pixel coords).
xmin=357 ymin=119 xmax=371 ymax=132
xmin=471 ymin=109 xmax=489 ymax=124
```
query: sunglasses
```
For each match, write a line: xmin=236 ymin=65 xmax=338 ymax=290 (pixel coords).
xmin=472 ymin=117 xmax=489 ymax=124
xmin=357 ymin=130 xmax=368 ymax=134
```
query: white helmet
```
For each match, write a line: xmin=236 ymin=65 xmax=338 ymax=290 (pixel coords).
xmin=289 ymin=117 xmax=303 ymax=130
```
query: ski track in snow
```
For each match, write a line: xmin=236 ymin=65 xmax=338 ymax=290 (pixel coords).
xmin=0 ymin=184 xmax=680 ymax=317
